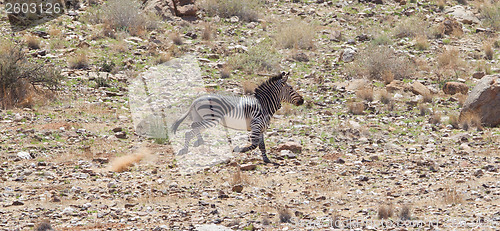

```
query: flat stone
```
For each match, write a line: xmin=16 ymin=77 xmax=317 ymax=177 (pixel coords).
xmin=240 ymin=164 xmax=257 ymax=171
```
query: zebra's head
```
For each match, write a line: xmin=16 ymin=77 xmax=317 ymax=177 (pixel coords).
xmin=279 ymin=72 xmax=304 ymax=106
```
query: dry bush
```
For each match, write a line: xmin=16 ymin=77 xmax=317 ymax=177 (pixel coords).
xmin=25 ymin=35 xmax=41 ymax=49
xmin=399 ymin=205 xmax=412 ymax=220
xmin=422 ymin=91 xmax=433 ymax=103
xmin=155 ymin=52 xmax=171 ymax=64
xmin=479 ymin=1 xmax=500 ymax=31
xmin=170 ymin=32 xmax=183 ymax=45
xmin=198 ymin=0 xmax=261 ymax=22
xmin=437 ymin=0 xmax=446 ymax=10
xmin=220 ymin=66 xmax=231 ymax=79
xmin=242 ymin=80 xmax=257 ymax=94
xmin=448 ymin=113 xmax=459 ymax=129
xmin=379 ymin=90 xmax=392 ymax=104
xmin=356 ymin=86 xmax=374 ymax=102
xmin=68 ymin=50 xmax=89 ymax=69
xmin=455 ymin=93 xmax=467 ymax=107
xmin=382 ymin=70 xmax=394 ymax=85
xmin=0 ymin=42 xmax=62 ymax=109
xmin=348 ymin=101 xmax=365 ymax=115
xmin=34 ymin=220 xmax=52 ymax=231
xmin=418 ymin=104 xmax=430 ymax=116
xmin=394 ymin=16 xmax=428 ymax=38
xmin=443 ymin=187 xmax=463 ymax=205
xmin=109 ymin=148 xmax=149 ymax=172
xmin=102 ymin=0 xmax=155 ymax=35
xmin=49 ymin=27 xmax=62 ymax=38
xmin=378 ymin=204 xmax=393 ymax=219
xmin=483 ymin=42 xmax=494 ymax=60
xmin=438 ymin=47 xmax=462 ymax=69
xmin=111 ymin=39 xmax=129 ymax=53
xmin=430 ymin=111 xmax=441 ymax=125
xmin=460 ymin=111 xmax=482 ymax=131
xmin=229 ymin=42 xmax=280 ymax=73
xmin=278 ymin=207 xmax=292 ymax=223
xmin=415 ymin=34 xmax=430 ymax=50
xmin=201 ymin=22 xmax=214 ymax=41
xmin=276 ymin=19 xmax=316 ymax=50
xmin=348 ymin=45 xmax=414 ymax=81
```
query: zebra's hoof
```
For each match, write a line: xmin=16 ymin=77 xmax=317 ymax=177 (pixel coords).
xmin=233 ymin=146 xmax=241 ymax=152
xmin=262 ymin=156 xmax=271 ymax=163
xmin=177 ymin=148 xmax=188 ymax=155
xmin=193 ymin=139 xmax=204 ymax=147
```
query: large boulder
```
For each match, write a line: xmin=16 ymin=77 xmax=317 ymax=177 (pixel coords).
xmin=411 ymin=81 xmax=431 ymax=96
xmin=443 ymin=82 xmax=469 ymax=95
xmin=460 ymin=74 xmax=500 ymax=127
xmin=144 ymin=0 xmax=198 ymax=18
xmin=445 ymin=5 xmax=480 ymax=24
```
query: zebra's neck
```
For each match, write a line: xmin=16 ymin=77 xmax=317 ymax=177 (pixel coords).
xmin=255 ymin=92 xmax=281 ymax=116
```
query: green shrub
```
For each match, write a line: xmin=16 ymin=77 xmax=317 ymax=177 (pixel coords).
xmin=480 ymin=1 xmax=500 ymax=30
xmin=0 ymin=41 xmax=62 ymax=108
xmin=229 ymin=42 xmax=280 ymax=73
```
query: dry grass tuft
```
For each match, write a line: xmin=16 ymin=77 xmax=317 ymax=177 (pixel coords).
xmin=198 ymin=0 xmax=261 ymax=22
xmin=455 ymin=93 xmax=467 ymax=107
xmin=418 ymin=104 xmax=430 ymax=116
xmin=278 ymin=207 xmax=292 ymax=223
xmin=430 ymin=111 xmax=441 ymax=125
xmin=356 ymin=86 xmax=374 ymax=102
xmin=242 ymin=80 xmax=257 ymax=94
xmin=415 ymin=34 xmax=430 ymax=50
xmin=101 ymin=0 xmax=155 ymax=35
xmin=25 ymin=35 xmax=41 ymax=50
xmin=68 ymin=50 xmax=89 ymax=69
xmin=448 ymin=113 xmax=459 ymax=129
xmin=34 ymin=220 xmax=52 ymax=231
xmin=422 ymin=91 xmax=433 ymax=103
xmin=229 ymin=42 xmax=280 ymax=73
xmin=201 ymin=22 xmax=214 ymax=41
xmin=109 ymin=148 xmax=150 ymax=172
xmin=220 ymin=66 xmax=231 ymax=79
xmin=378 ymin=204 xmax=393 ymax=219
xmin=460 ymin=111 xmax=482 ymax=131
xmin=348 ymin=102 xmax=365 ymax=115
xmin=379 ymin=90 xmax=392 ymax=104
xmin=479 ymin=1 xmax=500 ymax=31
xmin=438 ymin=47 xmax=461 ymax=69
xmin=399 ymin=205 xmax=412 ymax=220
xmin=49 ymin=27 xmax=62 ymax=38
xmin=276 ymin=19 xmax=316 ymax=50
xmin=347 ymin=45 xmax=414 ymax=81
xmin=156 ymin=52 xmax=171 ymax=64
xmin=483 ymin=42 xmax=494 ymax=60
xmin=394 ymin=16 xmax=428 ymax=38
xmin=443 ymin=187 xmax=463 ymax=205
xmin=382 ymin=70 xmax=394 ymax=85
xmin=170 ymin=32 xmax=183 ymax=45
xmin=111 ymin=40 xmax=129 ymax=53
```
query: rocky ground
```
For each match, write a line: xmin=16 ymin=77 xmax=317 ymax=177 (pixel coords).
xmin=0 ymin=0 xmax=499 ymax=230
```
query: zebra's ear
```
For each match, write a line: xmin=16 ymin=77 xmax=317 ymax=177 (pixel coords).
xmin=281 ymin=72 xmax=289 ymax=82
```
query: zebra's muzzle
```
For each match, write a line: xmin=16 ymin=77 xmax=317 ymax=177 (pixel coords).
xmin=296 ymin=97 xmax=304 ymax=106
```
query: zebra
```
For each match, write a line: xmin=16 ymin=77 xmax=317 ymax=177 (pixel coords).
xmin=171 ymin=72 xmax=304 ymax=163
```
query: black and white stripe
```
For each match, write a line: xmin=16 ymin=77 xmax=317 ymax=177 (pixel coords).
xmin=171 ymin=72 xmax=304 ymax=163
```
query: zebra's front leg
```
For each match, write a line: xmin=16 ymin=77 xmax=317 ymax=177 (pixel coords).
xmin=193 ymin=133 xmax=204 ymax=147
xmin=233 ymin=128 xmax=262 ymax=154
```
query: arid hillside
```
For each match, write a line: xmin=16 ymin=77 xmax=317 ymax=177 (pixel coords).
xmin=0 ymin=0 xmax=499 ymax=230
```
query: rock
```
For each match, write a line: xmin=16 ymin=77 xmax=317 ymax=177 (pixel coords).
xmin=231 ymin=184 xmax=243 ymax=193
xmin=112 ymin=127 xmax=123 ymax=133
xmin=442 ymin=18 xmax=463 ymax=35
xmin=230 ymin=16 xmax=239 ymax=23
xmin=277 ymin=141 xmax=303 ymax=153
xmin=340 ymin=48 xmax=356 ymax=62
xmin=460 ymin=74 xmax=500 ymax=127
xmin=176 ymin=4 xmax=198 ymax=17
xmin=443 ymin=82 xmax=468 ymax=95
xmin=115 ymin=131 xmax=127 ymax=139
xmin=240 ymin=164 xmax=257 ymax=171
xmin=445 ymin=5 xmax=480 ymax=24
xmin=12 ymin=201 xmax=24 ymax=206
xmin=14 ymin=113 xmax=24 ymax=122
xmin=411 ymin=81 xmax=431 ymax=97
xmin=473 ymin=72 xmax=485 ymax=79
xmin=17 ymin=151 xmax=32 ymax=160
xmin=386 ymin=80 xmax=407 ymax=92
xmin=280 ymin=150 xmax=297 ymax=159
xmin=144 ymin=0 xmax=176 ymax=20
xmin=292 ymin=52 xmax=309 ymax=62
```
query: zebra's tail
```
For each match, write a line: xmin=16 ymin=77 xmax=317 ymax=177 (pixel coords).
xmin=171 ymin=109 xmax=190 ymax=135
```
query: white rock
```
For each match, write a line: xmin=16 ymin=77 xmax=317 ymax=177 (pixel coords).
xmin=17 ymin=151 xmax=31 ymax=160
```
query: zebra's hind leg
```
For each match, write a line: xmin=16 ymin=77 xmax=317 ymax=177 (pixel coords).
xmin=258 ymin=138 xmax=271 ymax=163
xmin=178 ymin=129 xmax=199 ymax=155
xmin=193 ymin=133 xmax=204 ymax=147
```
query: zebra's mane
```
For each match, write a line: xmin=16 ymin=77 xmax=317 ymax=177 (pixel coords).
xmin=254 ymin=74 xmax=283 ymax=96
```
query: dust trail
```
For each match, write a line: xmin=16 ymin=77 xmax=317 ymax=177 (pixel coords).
xmin=108 ymin=147 xmax=151 ymax=172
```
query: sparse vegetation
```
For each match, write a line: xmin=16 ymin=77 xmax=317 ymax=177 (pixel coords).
xmin=229 ymin=42 xmax=280 ymax=73
xmin=479 ymin=1 xmax=500 ymax=30
xmin=348 ymin=45 xmax=414 ymax=81
xmin=278 ymin=207 xmax=292 ymax=223
xmin=276 ymin=19 xmax=316 ymax=50
xmin=0 ymin=41 xmax=61 ymax=108
xmin=25 ymin=34 xmax=41 ymax=50
xmin=198 ymin=0 xmax=261 ymax=22
xmin=68 ymin=50 xmax=89 ymax=69
xmin=348 ymin=101 xmax=365 ymax=115
xmin=101 ymin=0 xmax=155 ymax=35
